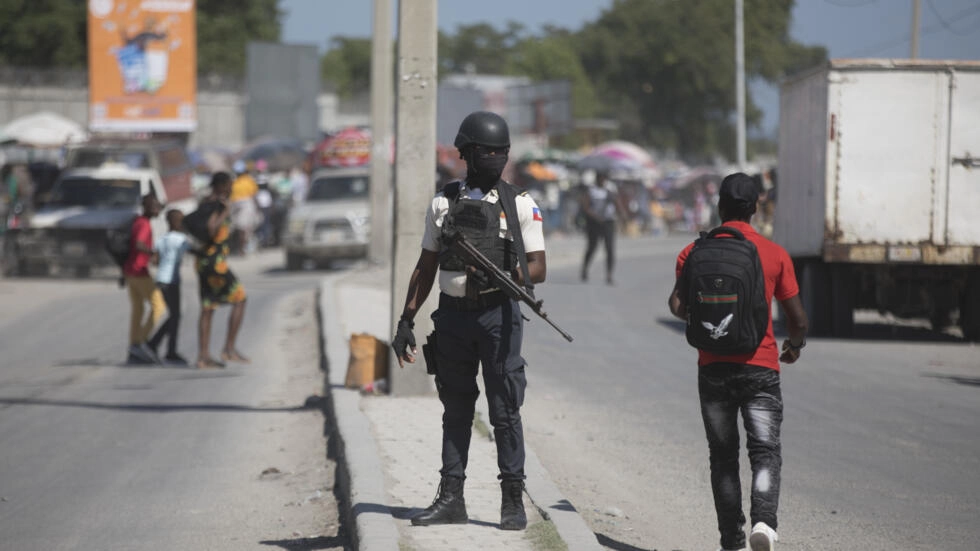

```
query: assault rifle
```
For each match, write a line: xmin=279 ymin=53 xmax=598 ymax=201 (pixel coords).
xmin=445 ymin=231 xmax=574 ymax=342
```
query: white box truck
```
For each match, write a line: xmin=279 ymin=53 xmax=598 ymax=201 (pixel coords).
xmin=774 ymin=59 xmax=980 ymax=340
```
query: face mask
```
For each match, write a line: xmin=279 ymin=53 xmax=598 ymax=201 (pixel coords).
xmin=467 ymin=149 xmax=508 ymax=190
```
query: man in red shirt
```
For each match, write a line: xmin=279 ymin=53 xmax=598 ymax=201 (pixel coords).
xmin=668 ymin=172 xmax=809 ymax=551
xmin=125 ymin=193 xmax=165 ymax=364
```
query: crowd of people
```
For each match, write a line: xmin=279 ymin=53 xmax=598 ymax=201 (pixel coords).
xmin=201 ymin=157 xmax=310 ymax=256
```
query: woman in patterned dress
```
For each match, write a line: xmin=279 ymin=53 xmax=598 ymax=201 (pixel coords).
xmin=195 ymin=172 xmax=250 ymax=369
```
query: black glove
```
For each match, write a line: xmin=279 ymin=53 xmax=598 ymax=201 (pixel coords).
xmin=392 ymin=318 xmax=416 ymax=363
xmin=467 ymin=265 xmax=490 ymax=289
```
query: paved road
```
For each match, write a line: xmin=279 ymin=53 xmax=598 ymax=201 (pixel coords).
xmin=520 ymin=233 xmax=980 ymax=551
xmin=0 ymin=252 xmax=348 ymax=551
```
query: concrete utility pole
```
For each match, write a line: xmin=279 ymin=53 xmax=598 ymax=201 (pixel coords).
xmin=389 ymin=0 xmax=438 ymax=396
xmin=735 ymin=0 xmax=747 ymax=170
xmin=910 ymin=0 xmax=921 ymax=59
xmin=369 ymin=0 xmax=393 ymax=264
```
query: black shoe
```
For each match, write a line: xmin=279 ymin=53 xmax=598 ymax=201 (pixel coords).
xmin=164 ymin=353 xmax=189 ymax=366
xmin=500 ymin=479 xmax=527 ymax=530
xmin=126 ymin=351 xmax=152 ymax=365
xmin=411 ymin=476 xmax=468 ymax=526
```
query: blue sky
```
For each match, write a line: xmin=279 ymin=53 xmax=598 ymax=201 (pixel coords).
xmin=280 ymin=0 xmax=980 ymax=136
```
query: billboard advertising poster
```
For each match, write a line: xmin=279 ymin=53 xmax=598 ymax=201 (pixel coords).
xmin=87 ymin=0 xmax=197 ymax=132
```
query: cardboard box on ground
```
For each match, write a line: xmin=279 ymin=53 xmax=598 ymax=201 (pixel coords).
xmin=345 ymin=334 xmax=389 ymax=392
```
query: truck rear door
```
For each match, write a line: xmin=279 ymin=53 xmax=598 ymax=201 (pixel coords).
xmin=832 ymin=69 xmax=948 ymax=245
xmin=946 ymin=71 xmax=980 ymax=246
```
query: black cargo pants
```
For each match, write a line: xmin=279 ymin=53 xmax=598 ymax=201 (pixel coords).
xmin=432 ymin=292 xmax=528 ymax=481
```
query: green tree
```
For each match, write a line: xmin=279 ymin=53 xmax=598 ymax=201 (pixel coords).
xmin=576 ymin=0 xmax=825 ymax=159
xmin=0 ymin=0 xmax=87 ymax=67
xmin=197 ymin=0 xmax=281 ymax=75
xmin=320 ymin=37 xmax=372 ymax=97
xmin=505 ymin=32 xmax=599 ymax=119
xmin=438 ymin=22 xmax=527 ymax=75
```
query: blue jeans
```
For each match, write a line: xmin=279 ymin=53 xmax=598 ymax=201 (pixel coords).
xmin=699 ymin=363 xmax=783 ymax=550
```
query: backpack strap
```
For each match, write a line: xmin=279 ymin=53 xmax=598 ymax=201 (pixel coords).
xmin=496 ymin=180 xmax=534 ymax=297
xmin=442 ymin=180 xmax=462 ymax=202
xmin=706 ymin=226 xmax=745 ymax=240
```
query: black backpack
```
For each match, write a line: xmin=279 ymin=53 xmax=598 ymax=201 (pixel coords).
xmin=183 ymin=201 xmax=220 ymax=244
xmin=105 ymin=216 xmax=137 ymax=268
xmin=680 ymin=226 xmax=769 ymax=355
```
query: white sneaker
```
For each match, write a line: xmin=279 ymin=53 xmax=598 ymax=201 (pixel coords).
xmin=749 ymin=522 xmax=778 ymax=551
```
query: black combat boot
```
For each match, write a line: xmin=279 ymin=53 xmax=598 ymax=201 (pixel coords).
xmin=411 ymin=475 xmax=468 ymax=526
xmin=500 ymin=479 xmax=527 ymax=530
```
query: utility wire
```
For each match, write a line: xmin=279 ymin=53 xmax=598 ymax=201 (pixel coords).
xmin=847 ymin=3 xmax=980 ymax=56
xmin=925 ymin=0 xmax=978 ymax=36
xmin=823 ymin=0 xmax=878 ymax=7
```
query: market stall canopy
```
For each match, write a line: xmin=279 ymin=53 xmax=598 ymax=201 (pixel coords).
xmin=0 ymin=111 xmax=88 ymax=147
xmin=578 ymin=140 xmax=659 ymax=180
xmin=312 ymin=127 xmax=372 ymax=168
xmin=237 ymin=136 xmax=307 ymax=172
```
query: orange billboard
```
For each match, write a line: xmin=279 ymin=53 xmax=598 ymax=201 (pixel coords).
xmin=87 ymin=0 xmax=197 ymax=132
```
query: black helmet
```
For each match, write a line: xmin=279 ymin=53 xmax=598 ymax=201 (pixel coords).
xmin=454 ymin=111 xmax=510 ymax=150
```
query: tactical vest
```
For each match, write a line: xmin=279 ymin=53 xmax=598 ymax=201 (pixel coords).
xmin=439 ymin=183 xmax=517 ymax=273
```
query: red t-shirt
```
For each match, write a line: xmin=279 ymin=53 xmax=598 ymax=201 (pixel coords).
xmin=123 ymin=216 xmax=153 ymax=277
xmin=675 ymin=221 xmax=799 ymax=371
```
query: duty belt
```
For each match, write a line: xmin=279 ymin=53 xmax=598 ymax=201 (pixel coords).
xmin=439 ymin=290 xmax=509 ymax=312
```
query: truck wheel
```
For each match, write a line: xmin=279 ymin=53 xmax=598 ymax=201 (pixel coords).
xmin=800 ymin=259 xmax=832 ymax=337
xmin=960 ymin=271 xmax=980 ymax=342
xmin=285 ymin=252 xmax=303 ymax=271
xmin=830 ymin=264 xmax=855 ymax=338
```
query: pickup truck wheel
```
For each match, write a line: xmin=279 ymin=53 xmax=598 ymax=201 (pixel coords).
xmin=285 ymin=252 xmax=303 ymax=271
xmin=960 ymin=271 xmax=980 ymax=342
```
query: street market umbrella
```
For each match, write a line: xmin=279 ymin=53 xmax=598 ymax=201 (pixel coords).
xmin=312 ymin=127 xmax=372 ymax=168
xmin=577 ymin=152 xmax=643 ymax=174
xmin=238 ymin=136 xmax=307 ymax=172
xmin=0 ymin=111 xmax=88 ymax=147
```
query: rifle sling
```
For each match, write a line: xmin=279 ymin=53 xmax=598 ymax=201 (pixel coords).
xmin=496 ymin=180 xmax=535 ymax=297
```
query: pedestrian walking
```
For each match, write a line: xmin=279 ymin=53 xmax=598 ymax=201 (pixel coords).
xmin=147 ymin=209 xmax=193 ymax=365
xmin=194 ymin=172 xmax=250 ymax=369
xmin=229 ymin=160 xmax=259 ymax=254
xmin=124 ymin=193 xmax=165 ymax=364
xmin=579 ymin=170 xmax=623 ymax=284
xmin=391 ymin=111 xmax=547 ymax=531
xmin=667 ymin=172 xmax=809 ymax=551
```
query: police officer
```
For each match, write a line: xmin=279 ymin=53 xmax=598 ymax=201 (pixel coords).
xmin=391 ymin=111 xmax=547 ymax=530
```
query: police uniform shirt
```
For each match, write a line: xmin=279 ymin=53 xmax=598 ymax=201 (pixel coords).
xmin=421 ymin=181 xmax=546 ymax=298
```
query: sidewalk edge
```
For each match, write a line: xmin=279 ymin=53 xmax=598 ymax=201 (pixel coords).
xmin=317 ymin=279 xmax=400 ymax=551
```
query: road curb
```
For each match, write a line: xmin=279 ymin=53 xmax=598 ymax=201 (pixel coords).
xmin=316 ymin=279 xmax=400 ymax=551
xmin=318 ymin=270 xmax=602 ymax=550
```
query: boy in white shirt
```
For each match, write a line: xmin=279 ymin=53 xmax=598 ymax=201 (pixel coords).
xmin=148 ymin=209 xmax=193 ymax=365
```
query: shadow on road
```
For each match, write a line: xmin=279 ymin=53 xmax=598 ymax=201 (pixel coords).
xmin=924 ymin=374 xmax=980 ymax=388
xmin=0 ymin=394 xmax=328 ymax=413
xmin=655 ymin=317 xmax=967 ymax=344
xmin=595 ymin=532 xmax=655 ymax=551
xmin=259 ymin=534 xmax=347 ymax=550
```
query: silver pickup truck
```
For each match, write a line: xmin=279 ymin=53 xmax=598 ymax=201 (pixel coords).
xmin=3 ymin=163 xmax=169 ymax=277
xmin=282 ymin=166 xmax=370 ymax=270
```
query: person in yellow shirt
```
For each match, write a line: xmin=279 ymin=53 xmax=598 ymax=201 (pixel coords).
xmin=229 ymin=160 xmax=259 ymax=254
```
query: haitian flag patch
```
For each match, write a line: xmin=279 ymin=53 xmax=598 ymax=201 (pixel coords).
xmin=532 ymin=207 xmax=543 ymax=222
